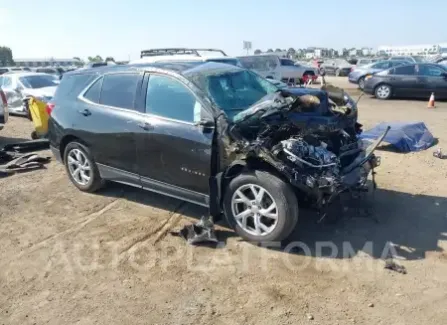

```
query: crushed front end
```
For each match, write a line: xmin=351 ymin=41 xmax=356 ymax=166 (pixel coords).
xmin=226 ymin=84 xmax=388 ymax=213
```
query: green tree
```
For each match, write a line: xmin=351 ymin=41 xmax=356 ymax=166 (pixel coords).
xmin=254 ymin=49 xmax=262 ymax=55
xmin=88 ymin=55 xmax=103 ymax=62
xmin=266 ymin=49 xmax=273 ymax=53
xmin=105 ymin=57 xmax=115 ymax=62
xmin=0 ymin=46 xmax=14 ymax=67
xmin=275 ymin=48 xmax=282 ymax=52
xmin=287 ymin=47 xmax=296 ymax=59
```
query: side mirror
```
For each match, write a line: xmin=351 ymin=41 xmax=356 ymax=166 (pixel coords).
xmin=194 ymin=119 xmax=215 ymax=132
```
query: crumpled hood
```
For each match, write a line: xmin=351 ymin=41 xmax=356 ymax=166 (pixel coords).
xmin=23 ymin=86 xmax=57 ymax=99
xmin=231 ymin=86 xmax=357 ymax=135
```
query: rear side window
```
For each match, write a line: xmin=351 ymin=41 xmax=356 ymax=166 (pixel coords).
xmin=99 ymin=73 xmax=139 ymax=109
xmin=83 ymin=78 xmax=102 ymax=103
xmin=53 ymin=73 xmax=97 ymax=101
xmin=0 ymin=68 xmax=8 ymax=75
xmin=392 ymin=65 xmax=415 ymax=75
xmin=3 ymin=77 xmax=12 ymax=87
xmin=417 ymin=65 xmax=445 ymax=77
xmin=145 ymin=74 xmax=198 ymax=122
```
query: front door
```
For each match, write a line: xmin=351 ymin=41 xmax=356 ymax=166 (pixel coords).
xmin=389 ymin=64 xmax=422 ymax=97
xmin=135 ymin=73 xmax=214 ymax=206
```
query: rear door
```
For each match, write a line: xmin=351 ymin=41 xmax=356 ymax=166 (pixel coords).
xmin=388 ymin=65 xmax=421 ymax=97
xmin=416 ymin=64 xmax=447 ymax=99
xmin=76 ymin=72 xmax=144 ymax=186
xmin=135 ymin=72 xmax=214 ymax=206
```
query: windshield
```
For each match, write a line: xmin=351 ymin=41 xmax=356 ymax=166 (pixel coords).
xmin=206 ymin=58 xmax=241 ymax=67
xmin=206 ymin=70 xmax=278 ymax=114
xmin=19 ymin=75 xmax=58 ymax=88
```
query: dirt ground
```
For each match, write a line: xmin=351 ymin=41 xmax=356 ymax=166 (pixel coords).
xmin=1 ymin=77 xmax=447 ymax=325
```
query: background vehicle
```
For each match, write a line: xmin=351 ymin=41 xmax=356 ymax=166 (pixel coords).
xmin=132 ymin=48 xmax=243 ymax=67
xmin=320 ymin=59 xmax=353 ymax=76
xmin=237 ymin=54 xmax=282 ymax=80
xmin=389 ymin=56 xmax=425 ymax=63
xmin=363 ymin=63 xmax=447 ymax=99
xmin=238 ymin=55 xmax=314 ymax=84
xmin=0 ymin=72 xmax=59 ymax=115
xmin=355 ymin=58 xmax=382 ymax=67
xmin=348 ymin=60 xmax=409 ymax=89
xmin=35 ymin=67 xmax=65 ymax=79
xmin=48 ymin=62 xmax=376 ymax=242
xmin=0 ymin=88 xmax=9 ymax=130
xmin=0 ymin=67 xmax=24 ymax=75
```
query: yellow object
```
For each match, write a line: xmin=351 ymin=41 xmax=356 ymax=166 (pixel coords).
xmin=28 ymin=97 xmax=49 ymax=138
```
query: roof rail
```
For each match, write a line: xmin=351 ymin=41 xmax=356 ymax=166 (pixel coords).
xmin=140 ymin=48 xmax=228 ymax=58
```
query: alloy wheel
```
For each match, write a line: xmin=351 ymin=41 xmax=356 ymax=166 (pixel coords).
xmin=67 ymin=149 xmax=91 ymax=186
xmin=230 ymin=184 xmax=278 ymax=236
xmin=376 ymin=85 xmax=391 ymax=99
xmin=358 ymin=78 xmax=365 ymax=90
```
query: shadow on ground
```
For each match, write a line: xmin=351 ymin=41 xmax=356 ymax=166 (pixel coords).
xmin=94 ymin=182 xmax=446 ymax=261
xmin=284 ymin=188 xmax=447 ymax=261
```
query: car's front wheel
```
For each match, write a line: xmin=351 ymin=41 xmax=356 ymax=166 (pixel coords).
xmin=63 ymin=141 xmax=104 ymax=192
xmin=374 ymin=84 xmax=392 ymax=100
xmin=223 ymin=170 xmax=298 ymax=242
xmin=358 ymin=77 xmax=365 ymax=90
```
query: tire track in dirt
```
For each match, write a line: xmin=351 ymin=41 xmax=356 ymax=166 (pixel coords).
xmin=0 ymin=199 xmax=122 ymax=268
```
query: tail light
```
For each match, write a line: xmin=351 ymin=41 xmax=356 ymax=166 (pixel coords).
xmin=45 ymin=102 xmax=55 ymax=115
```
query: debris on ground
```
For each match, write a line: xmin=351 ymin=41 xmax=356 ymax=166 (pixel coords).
xmin=368 ymin=303 xmax=375 ymax=308
xmin=1 ymin=139 xmax=50 ymax=153
xmin=177 ymin=216 xmax=218 ymax=245
xmin=433 ymin=148 xmax=447 ymax=159
xmin=384 ymin=259 xmax=407 ymax=274
xmin=0 ymin=152 xmax=51 ymax=177
xmin=307 ymin=313 xmax=314 ymax=320
xmin=360 ymin=122 xmax=434 ymax=152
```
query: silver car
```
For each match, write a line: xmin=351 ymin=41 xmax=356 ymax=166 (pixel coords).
xmin=0 ymin=72 xmax=59 ymax=115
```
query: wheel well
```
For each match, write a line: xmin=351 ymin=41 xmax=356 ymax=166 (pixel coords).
xmin=218 ymin=158 xmax=292 ymax=207
xmin=59 ymin=135 xmax=87 ymax=162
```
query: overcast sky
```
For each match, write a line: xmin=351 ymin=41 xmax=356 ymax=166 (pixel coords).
xmin=1 ymin=0 xmax=446 ymax=61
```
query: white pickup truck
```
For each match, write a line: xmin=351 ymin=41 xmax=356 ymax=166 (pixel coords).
xmin=237 ymin=54 xmax=317 ymax=85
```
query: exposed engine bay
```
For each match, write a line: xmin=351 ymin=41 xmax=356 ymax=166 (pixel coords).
xmin=223 ymin=84 xmax=389 ymax=212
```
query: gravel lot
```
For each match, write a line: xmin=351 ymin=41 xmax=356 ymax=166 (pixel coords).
xmin=1 ymin=77 xmax=447 ymax=325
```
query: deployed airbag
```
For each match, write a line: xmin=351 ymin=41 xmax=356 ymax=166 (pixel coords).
xmin=360 ymin=122 xmax=434 ymax=152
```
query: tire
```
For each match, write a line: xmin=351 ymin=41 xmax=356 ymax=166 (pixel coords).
xmin=63 ymin=141 xmax=104 ymax=192
xmin=335 ymin=68 xmax=341 ymax=77
xmin=374 ymin=84 xmax=392 ymax=100
xmin=223 ymin=170 xmax=298 ymax=242
xmin=358 ymin=77 xmax=365 ymax=90
xmin=31 ymin=131 xmax=38 ymax=140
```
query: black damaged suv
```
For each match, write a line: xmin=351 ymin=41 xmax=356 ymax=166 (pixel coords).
xmin=48 ymin=62 xmax=381 ymax=242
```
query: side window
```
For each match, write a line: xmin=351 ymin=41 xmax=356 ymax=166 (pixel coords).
xmin=392 ymin=65 xmax=415 ymax=75
xmin=83 ymin=78 xmax=102 ymax=103
xmin=145 ymin=75 xmax=199 ymax=123
xmin=99 ymin=73 xmax=140 ymax=109
xmin=3 ymin=77 xmax=12 ymax=87
xmin=417 ymin=65 xmax=444 ymax=77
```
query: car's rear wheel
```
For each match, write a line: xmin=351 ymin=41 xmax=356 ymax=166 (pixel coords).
xmin=375 ymin=84 xmax=392 ymax=100
xmin=358 ymin=77 xmax=365 ymax=90
xmin=63 ymin=142 xmax=104 ymax=192
xmin=223 ymin=170 xmax=298 ymax=242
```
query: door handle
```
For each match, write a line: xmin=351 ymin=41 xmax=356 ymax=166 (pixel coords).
xmin=78 ymin=108 xmax=91 ymax=116
xmin=137 ymin=122 xmax=153 ymax=131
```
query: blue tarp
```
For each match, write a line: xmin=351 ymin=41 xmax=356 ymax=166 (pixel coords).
xmin=360 ymin=122 xmax=435 ymax=152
